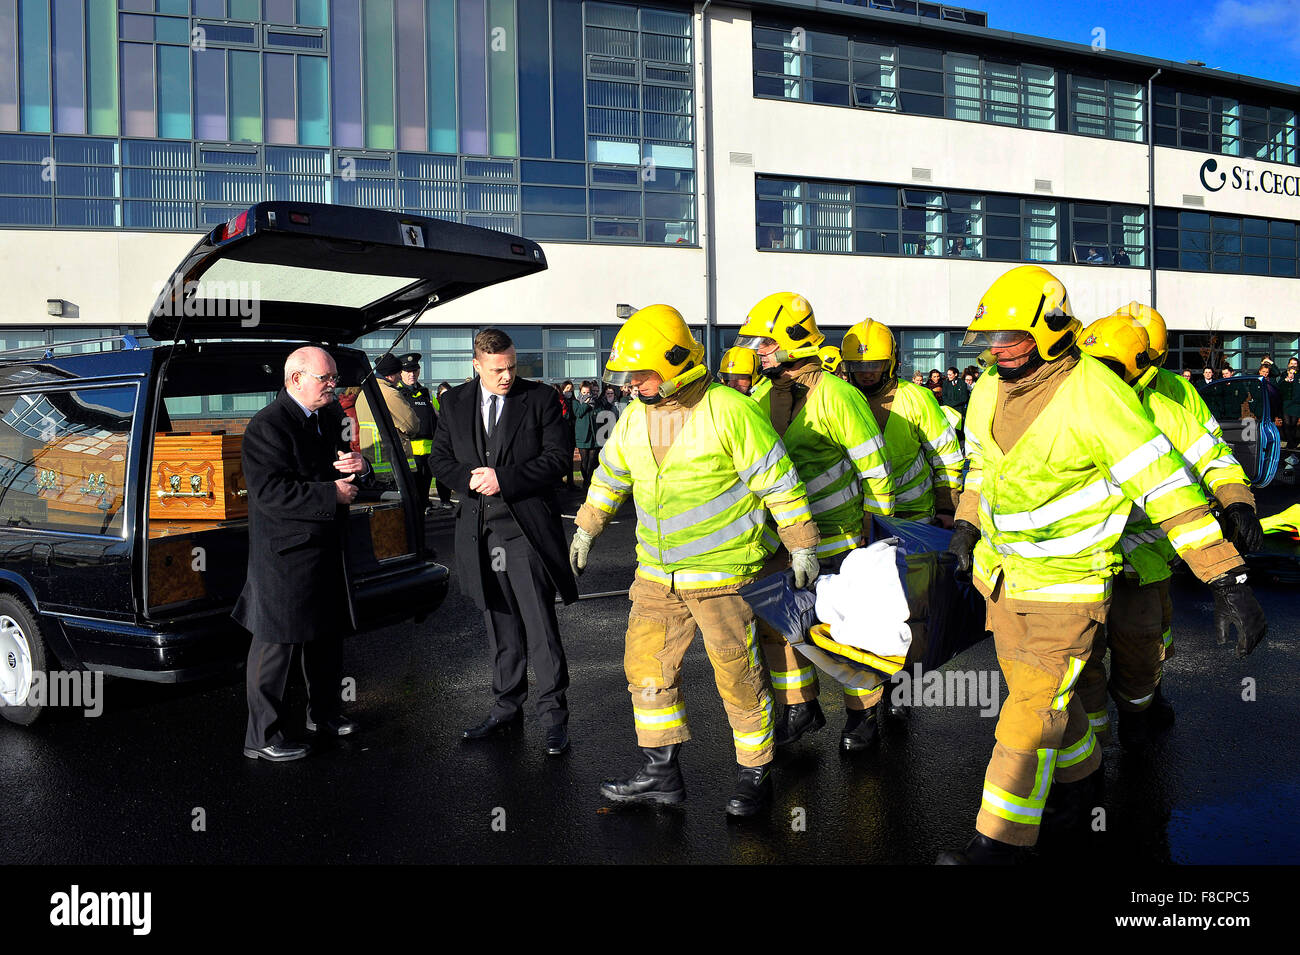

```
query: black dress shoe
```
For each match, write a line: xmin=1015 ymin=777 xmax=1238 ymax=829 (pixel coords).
xmin=462 ymin=712 xmax=523 ymax=741
xmin=545 ymin=725 xmax=570 ymax=756
xmin=725 ymin=763 xmax=772 ymax=817
xmin=305 ymin=715 xmax=359 ymax=736
xmin=243 ymin=742 xmax=311 ymax=762
xmin=774 ymin=700 xmax=826 ymax=747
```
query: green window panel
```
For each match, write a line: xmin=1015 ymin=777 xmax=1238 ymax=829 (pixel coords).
xmin=298 ymin=0 xmax=329 ymax=27
xmin=426 ymin=0 xmax=456 ymax=153
xmin=363 ymin=0 xmax=395 ymax=149
xmin=229 ymin=49 xmax=262 ymax=143
xmin=487 ymin=0 xmax=516 ymax=156
xmin=19 ymin=0 xmax=50 ymax=131
xmin=298 ymin=55 xmax=329 ymax=145
xmin=230 ymin=0 xmax=260 ymax=21
xmin=158 ymin=44 xmax=192 ymax=140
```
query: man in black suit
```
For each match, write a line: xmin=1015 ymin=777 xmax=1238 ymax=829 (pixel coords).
xmin=235 ymin=345 xmax=369 ymax=762
xmin=430 ymin=328 xmax=578 ymax=756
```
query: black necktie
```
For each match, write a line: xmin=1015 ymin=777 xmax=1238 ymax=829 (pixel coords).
xmin=487 ymin=395 xmax=499 ymax=436
xmin=308 ymin=412 xmax=321 ymax=437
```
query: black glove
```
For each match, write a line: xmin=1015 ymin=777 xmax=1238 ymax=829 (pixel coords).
xmin=947 ymin=519 xmax=980 ymax=582
xmin=1220 ymin=502 xmax=1265 ymax=555
xmin=1209 ymin=567 xmax=1267 ymax=657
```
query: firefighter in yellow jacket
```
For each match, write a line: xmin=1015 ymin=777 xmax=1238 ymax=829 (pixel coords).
xmin=1078 ymin=313 xmax=1263 ymax=747
xmin=938 ymin=266 xmax=1267 ymax=864
xmin=735 ymin=292 xmax=896 ymax=752
xmin=569 ymin=305 xmax=820 ymax=817
xmin=842 ymin=318 xmax=965 ymax=525
xmin=717 ymin=346 xmax=760 ymax=397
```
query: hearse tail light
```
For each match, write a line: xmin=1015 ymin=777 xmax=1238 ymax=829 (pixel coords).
xmin=218 ymin=210 xmax=249 ymax=242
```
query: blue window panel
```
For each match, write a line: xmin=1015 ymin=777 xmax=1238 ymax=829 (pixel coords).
xmin=195 ymin=0 xmax=225 ymax=15
xmin=19 ymin=0 xmax=50 ymax=131
xmin=52 ymin=0 xmax=85 ymax=133
xmin=644 ymin=192 xmax=692 ymax=220
xmin=156 ymin=16 xmax=189 ymax=44
xmin=264 ymin=52 xmax=296 ymax=143
xmin=122 ymin=43 xmax=155 ymax=137
xmin=335 ymin=176 xmax=396 ymax=208
xmin=56 ymin=198 xmax=119 ymax=226
xmin=645 ymin=169 xmax=693 ymax=193
xmin=0 ymin=195 xmax=52 ymax=224
xmin=592 ymin=218 xmax=641 ymax=240
xmin=122 ymin=138 xmax=191 ymax=167
xmin=399 ymin=178 xmax=458 ymax=212
xmin=298 ymin=55 xmax=329 ymax=145
xmin=230 ymin=0 xmax=260 ymax=19
xmin=266 ymin=145 xmax=329 ymax=173
xmin=199 ymin=170 xmax=261 ymax=202
xmin=518 ymin=0 xmax=550 ymax=158
xmin=397 ymin=152 xmax=457 ymax=178
xmin=587 ymin=139 xmax=638 ymax=164
xmin=123 ymin=167 xmax=193 ymax=200
xmin=265 ymin=173 xmax=329 ymax=201
xmin=395 ymin=0 xmax=426 ymax=150
xmin=158 ymin=44 xmax=192 ymax=140
xmin=297 ymin=0 xmax=329 ymax=27
xmin=330 ymin=0 xmax=364 ymax=147
xmin=55 ymin=165 xmax=117 ymax=196
xmin=521 ymin=160 xmax=585 ymax=185
xmin=590 ymin=188 xmax=640 ymax=217
xmin=123 ymin=200 xmax=192 ymax=229
xmin=644 ymin=143 xmax=693 ymax=169
xmin=523 ymin=213 xmax=586 ymax=240
xmin=157 ymin=0 xmax=188 ymax=14
xmin=265 ymin=0 xmax=295 ymax=22
xmin=551 ymin=0 xmax=583 ymax=160
xmin=201 ymin=24 xmax=256 ymax=43
xmin=648 ymin=219 xmax=693 ymax=244
xmin=457 ymin=0 xmax=488 ymax=156
xmin=0 ymin=162 xmax=52 ymax=194
xmin=521 ymin=185 xmax=585 ymax=214
xmin=53 ymin=137 xmax=116 ymax=164
xmin=426 ymin=0 xmax=456 ymax=154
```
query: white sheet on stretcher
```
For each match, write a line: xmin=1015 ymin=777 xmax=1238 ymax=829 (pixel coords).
xmin=813 ymin=540 xmax=911 ymax=658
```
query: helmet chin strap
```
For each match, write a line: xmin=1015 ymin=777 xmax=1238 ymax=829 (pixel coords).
xmin=996 ymin=350 xmax=1045 ymax=381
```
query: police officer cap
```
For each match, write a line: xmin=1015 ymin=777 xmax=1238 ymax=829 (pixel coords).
xmin=399 ymin=352 xmax=422 ymax=370
xmin=375 ymin=353 xmax=403 ymax=377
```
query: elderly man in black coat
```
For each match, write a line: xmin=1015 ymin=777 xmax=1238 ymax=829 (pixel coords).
xmin=235 ymin=345 xmax=370 ymax=761
xmin=430 ymin=328 xmax=579 ymax=756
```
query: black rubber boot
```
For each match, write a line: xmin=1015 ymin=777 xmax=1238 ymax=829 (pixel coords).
xmin=1042 ymin=770 xmax=1105 ymax=834
xmin=725 ymin=763 xmax=772 ymax=817
xmin=936 ymin=833 xmax=1020 ymax=865
xmin=599 ymin=744 xmax=686 ymax=805
xmin=774 ymin=699 xmax=826 ymax=747
xmin=1147 ymin=684 xmax=1175 ymax=728
xmin=840 ymin=703 xmax=879 ymax=752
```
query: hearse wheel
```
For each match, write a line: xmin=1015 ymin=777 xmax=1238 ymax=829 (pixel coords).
xmin=0 ymin=594 xmax=49 ymax=726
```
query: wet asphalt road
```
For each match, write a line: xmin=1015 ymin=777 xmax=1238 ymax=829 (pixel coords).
xmin=2 ymin=485 xmax=1298 ymax=866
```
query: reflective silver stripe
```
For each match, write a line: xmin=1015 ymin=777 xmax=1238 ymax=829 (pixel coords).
xmin=593 ymin=466 xmax=630 ymax=494
xmin=1203 ymin=455 xmax=1240 ymax=471
xmin=816 ymin=533 xmax=858 ymax=556
xmin=894 ymin=454 xmax=928 ymax=489
xmin=673 ymin=569 xmax=737 ymax=585
xmin=981 ymin=787 xmax=1044 ymax=820
xmin=586 ymin=487 xmax=621 ymax=510
xmin=1182 ymin=432 xmax=1217 ymax=469
xmin=660 ymin=509 xmax=765 ymax=564
xmin=928 ymin=425 xmax=959 ymax=452
xmin=810 ymin=482 xmax=859 ymax=515
xmin=847 ymin=434 xmax=885 ymax=460
xmin=738 ymin=443 xmax=788 ymax=485
xmin=931 ymin=449 xmax=966 ymax=467
xmin=1109 ymin=435 xmax=1175 ymax=484
xmin=1133 ymin=469 xmax=1196 ymax=512
xmin=1021 ymin=581 xmax=1107 ymax=596
xmin=598 ymin=447 xmax=630 ymax=479
xmin=636 ymin=501 xmax=656 ymax=530
xmin=862 ymin=495 xmax=892 ymax=512
xmin=895 ymin=474 xmax=933 ymax=504
xmin=657 ymin=479 xmax=751 ymax=536
xmin=998 ymin=511 xmax=1130 ymax=558
xmin=859 ymin=463 xmax=891 ymax=480
xmin=751 ymin=468 xmax=801 ymax=499
xmin=1120 ymin=529 xmax=1165 ymax=553
xmin=1169 ymin=517 xmax=1220 ymax=551
xmin=993 ymin=477 xmax=1121 ymax=534
xmin=805 ymin=457 xmax=854 ymax=495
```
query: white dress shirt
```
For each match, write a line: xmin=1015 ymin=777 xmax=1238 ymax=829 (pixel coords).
xmin=480 ymin=384 xmax=507 ymax=435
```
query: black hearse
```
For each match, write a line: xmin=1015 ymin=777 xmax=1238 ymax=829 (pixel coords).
xmin=0 ymin=201 xmax=546 ymax=724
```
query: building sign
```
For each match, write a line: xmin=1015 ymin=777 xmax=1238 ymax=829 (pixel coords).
xmin=1199 ymin=157 xmax=1300 ymax=200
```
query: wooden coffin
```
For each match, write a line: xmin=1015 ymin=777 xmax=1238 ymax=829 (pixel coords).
xmin=33 ymin=432 xmax=128 ymax=521
xmin=151 ymin=432 xmax=248 ymax=521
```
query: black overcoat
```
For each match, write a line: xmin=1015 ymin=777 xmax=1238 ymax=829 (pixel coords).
xmin=429 ymin=376 xmax=579 ymax=610
xmin=232 ymin=389 xmax=355 ymax=643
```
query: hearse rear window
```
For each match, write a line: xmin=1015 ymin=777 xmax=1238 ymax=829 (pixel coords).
xmin=0 ymin=386 xmax=136 ymax=537
xmin=197 ymin=260 xmax=423 ymax=310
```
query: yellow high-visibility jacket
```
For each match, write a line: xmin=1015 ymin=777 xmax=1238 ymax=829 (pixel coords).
xmin=870 ymin=379 xmax=965 ymax=521
xmin=584 ymin=382 xmax=813 ymax=589
xmin=963 ymin=355 xmax=1226 ymax=612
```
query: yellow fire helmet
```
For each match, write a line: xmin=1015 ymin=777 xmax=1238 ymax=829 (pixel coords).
xmin=841 ymin=318 xmax=897 ymax=379
xmin=964 ymin=265 xmax=1081 ymax=363
xmin=604 ymin=303 xmax=707 ymax=402
xmin=1109 ymin=301 xmax=1169 ymax=367
xmin=1079 ymin=314 xmax=1153 ymax=385
xmin=735 ymin=292 xmax=825 ymax=363
xmin=818 ymin=345 xmax=843 ymax=374
xmin=718 ymin=346 xmax=760 ymax=380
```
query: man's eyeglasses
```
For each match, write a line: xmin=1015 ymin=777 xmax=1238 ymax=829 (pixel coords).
xmin=300 ymin=371 xmax=340 ymax=385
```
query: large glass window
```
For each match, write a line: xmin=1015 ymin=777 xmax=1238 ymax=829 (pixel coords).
xmin=1068 ymin=203 xmax=1146 ymax=267
xmin=1156 ymin=208 xmax=1300 ymax=276
xmin=1156 ymin=87 xmax=1297 ymax=165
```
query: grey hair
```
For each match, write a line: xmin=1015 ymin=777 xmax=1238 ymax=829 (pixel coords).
xmin=284 ymin=345 xmax=330 ymax=385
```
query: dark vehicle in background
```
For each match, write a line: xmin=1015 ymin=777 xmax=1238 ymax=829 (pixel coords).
xmin=0 ymin=202 xmax=546 ymax=724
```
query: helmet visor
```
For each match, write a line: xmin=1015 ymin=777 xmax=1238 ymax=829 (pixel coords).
xmin=963 ymin=329 xmax=1034 ymax=348
xmin=603 ymin=369 xmax=649 ymax=387
xmin=841 ymin=359 xmax=892 ymax=375
xmin=733 ymin=335 xmax=774 ymax=352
